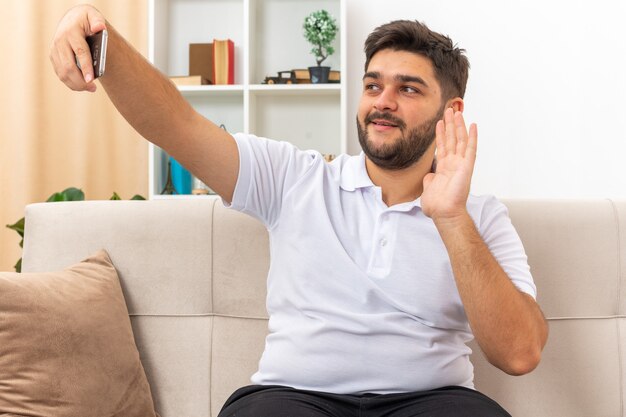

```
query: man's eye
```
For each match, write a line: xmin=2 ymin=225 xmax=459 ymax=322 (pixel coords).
xmin=365 ymin=84 xmax=380 ymax=91
xmin=401 ymin=86 xmax=419 ymax=94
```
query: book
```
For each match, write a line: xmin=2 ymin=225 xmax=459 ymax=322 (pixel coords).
xmin=213 ymin=39 xmax=235 ymax=85
xmin=293 ymin=68 xmax=340 ymax=84
xmin=293 ymin=69 xmax=310 ymax=80
xmin=170 ymin=75 xmax=210 ymax=86
xmin=189 ymin=43 xmax=215 ymax=84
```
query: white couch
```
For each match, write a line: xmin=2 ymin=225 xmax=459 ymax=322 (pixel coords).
xmin=21 ymin=198 xmax=626 ymax=416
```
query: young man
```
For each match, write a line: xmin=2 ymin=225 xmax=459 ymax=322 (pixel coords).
xmin=51 ymin=7 xmax=548 ymax=416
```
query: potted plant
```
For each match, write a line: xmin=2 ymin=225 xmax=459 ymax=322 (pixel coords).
xmin=303 ymin=9 xmax=338 ymax=84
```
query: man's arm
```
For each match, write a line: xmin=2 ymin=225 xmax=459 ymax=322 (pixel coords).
xmin=421 ymin=108 xmax=548 ymax=375
xmin=435 ymin=212 xmax=548 ymax=375
xmin=49 ymin=5 xmax=239 ymax=202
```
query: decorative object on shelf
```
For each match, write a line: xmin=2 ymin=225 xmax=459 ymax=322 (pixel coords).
xmin=303 ymin=9 xmax=338 ymax=84
xmin=170 ymin=75 xmax=210 ymax=86
xmin=5 ymin=188 xmax=145 ymax=273
xmin=170 ymin=157 xmax=192 ymax=194
xmin=213 ymin=39 xmax=235 ymax=85
xmin=263 ymin=70 xmax=296 ymax=84
xmin=189 ymin=43 xmax=215 ymax=84
xmin=263 ymin=71 xmax=292 ymax=85
xmin=160 ymin=159 xmax=176 ymax=194
xmin=261 ymin=68 xmax=338 ymax=85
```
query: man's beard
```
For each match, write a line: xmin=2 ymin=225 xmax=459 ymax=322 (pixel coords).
xmin=357 ymin=106 xmax=444 ymax=171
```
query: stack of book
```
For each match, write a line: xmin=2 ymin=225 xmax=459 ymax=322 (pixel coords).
xmin=169 ymin=39 xmax=235 ymax=86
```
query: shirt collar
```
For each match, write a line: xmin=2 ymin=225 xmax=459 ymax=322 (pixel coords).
xmin=339 ymin=152 xmax=375 ymax=191
xmin=339 ymin=152 xmax=422 ymax=210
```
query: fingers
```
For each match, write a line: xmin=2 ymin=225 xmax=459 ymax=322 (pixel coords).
xmin=86 ymin=9 xmax=107 ymax=35
xmin=71 ymin=36 xmax=94 ymax=83
xmin=466 ymin=123 xmax=478 ymax=160
xmin=454 ymin=111 xmax=468 ymax=156
xmin=50 ymin=5 xmax=106 ymax=92
xmin=50 ymin=37 xmax=96 ymax=92
xmin=437 ymin=108 xmax=477 ymax=158
xmin=444 ymin=107 xmax=456 ymax=155
xmin=435 ymin=119 xmax=446 ymax=159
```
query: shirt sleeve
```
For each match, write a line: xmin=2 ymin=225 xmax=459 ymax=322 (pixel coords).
xmin=224 ymin=133 xmax=320 ymax=229
xmin=476 ymin=196 xmax=538 ymax=299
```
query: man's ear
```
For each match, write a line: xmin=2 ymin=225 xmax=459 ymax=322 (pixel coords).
xmin=446 ymin=98 xmax=464 ymax=113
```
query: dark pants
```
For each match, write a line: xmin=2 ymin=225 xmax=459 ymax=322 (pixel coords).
xmin=218 ymin=385 xmax=512 ymax=417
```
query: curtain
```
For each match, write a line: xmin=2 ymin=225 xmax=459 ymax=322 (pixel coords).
xmin=0 ymin=0 xmax=148 ymax=271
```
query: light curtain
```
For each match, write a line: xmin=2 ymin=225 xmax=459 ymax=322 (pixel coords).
xmin=0 ymin=0 xmax=148 ymax=271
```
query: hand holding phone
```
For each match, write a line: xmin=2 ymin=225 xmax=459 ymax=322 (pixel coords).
xmin=76 ymin=30 xmax=108 ymax=79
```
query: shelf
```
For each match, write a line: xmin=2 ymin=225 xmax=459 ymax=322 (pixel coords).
xmin=148 ymin=0 xmax=346 ymax=199
xmin=177 ymin=84 xmax=340 ymax=97
xmin=150 ymin=0 xmax=245 ymax=83
xmin=249 ymin=84 xmax=341 ymax=96
xmin=249 ymin=0 xmax=341 ymax=84
xmin=178 ymin=85 xmax=245 ymax=97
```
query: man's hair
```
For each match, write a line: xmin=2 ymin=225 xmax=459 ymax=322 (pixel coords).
xmin=364 ymin=20 xmax=470 ymax=100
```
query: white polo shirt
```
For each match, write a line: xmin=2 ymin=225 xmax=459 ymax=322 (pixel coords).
xmin=227 ymin=133 xmax=536 ymax=395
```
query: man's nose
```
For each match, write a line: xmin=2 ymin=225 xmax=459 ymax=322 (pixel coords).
xmin=373 ymin=88 xmax=398 ymax=112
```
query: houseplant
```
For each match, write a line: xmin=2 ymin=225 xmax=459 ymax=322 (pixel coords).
xmin=5 ymin=187 xmax=145 ymax=272
xmin=303 ymin=9 xmax=338 ymax=83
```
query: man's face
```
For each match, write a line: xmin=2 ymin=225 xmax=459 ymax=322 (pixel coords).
xmin=357 ymin=49 xmax=445 ymax=170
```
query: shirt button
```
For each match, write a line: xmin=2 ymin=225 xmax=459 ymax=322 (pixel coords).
xmin=380 ymin=238 xmax=388 ymax=247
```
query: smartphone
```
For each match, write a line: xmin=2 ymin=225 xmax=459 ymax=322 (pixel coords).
xmin=76 ymin=30 xmax=108 ymax=78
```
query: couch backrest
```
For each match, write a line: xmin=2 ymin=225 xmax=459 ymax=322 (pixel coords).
xmin=22 ymin=198 xmax=626 ymax=417
xmin=23 ymin=199 xmax=270 ymax=417
xmin=472 ymin=199 xmax=626 ymax=416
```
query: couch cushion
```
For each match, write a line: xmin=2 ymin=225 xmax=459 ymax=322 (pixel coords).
xmin=0 ymin=250 xmax=158 ymax=417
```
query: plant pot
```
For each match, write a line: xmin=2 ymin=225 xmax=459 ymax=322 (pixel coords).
xmin=308 ymin=66 xmax=331 ymax=84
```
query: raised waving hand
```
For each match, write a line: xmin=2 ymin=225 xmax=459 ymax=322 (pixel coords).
xmin=421 ymin=108 xmax=478 ymax=222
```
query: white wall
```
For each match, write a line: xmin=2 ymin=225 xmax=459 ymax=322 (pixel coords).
xmin=345 ymin=0 xmax=626 ymax=198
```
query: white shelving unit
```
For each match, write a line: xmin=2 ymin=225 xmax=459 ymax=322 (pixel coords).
xmin=147 ymin=0 xmax=347 ymax=199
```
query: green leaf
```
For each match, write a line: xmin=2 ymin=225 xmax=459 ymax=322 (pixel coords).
xmin=303 ymin=9 xmax=338 ymax=62
xmin=130 ymin=194 xmax=146 ymax=200
xmin=62 ymin=187 xmax=85 ymax=201
xmin=110 ymin=192 xmax=122 ymax=200
xmin=47 ymin=188 xmax=84 ymax=202
xmin=6 ymin=217 xmax=25 ymax=238
xmin=14 ymin=258 xmax=22 ymax=273
xmin=46 ymin=192 xmax=66 ymax=202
